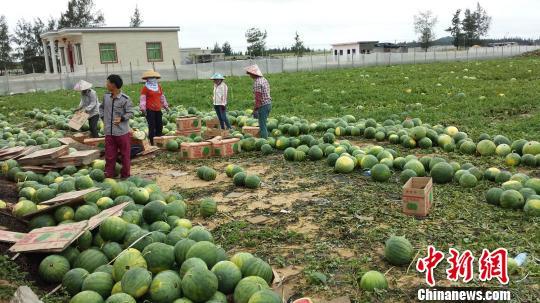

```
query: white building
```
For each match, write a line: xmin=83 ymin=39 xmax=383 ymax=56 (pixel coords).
xmin=40 ymin=27 xmax=180 ymax=74
xmin=331 ymin=41 xmax=379 ymax=57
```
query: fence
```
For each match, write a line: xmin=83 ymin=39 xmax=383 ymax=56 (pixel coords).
xmin=1 ymin=45 xmax=538 ymax=96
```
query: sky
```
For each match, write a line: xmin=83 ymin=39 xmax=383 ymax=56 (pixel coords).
xmin=4 ymin=0 xmax=540 ymax=51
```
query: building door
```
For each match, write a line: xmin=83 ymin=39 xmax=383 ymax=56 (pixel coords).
xmin=67 ymin=43 xmax=75 ymax=72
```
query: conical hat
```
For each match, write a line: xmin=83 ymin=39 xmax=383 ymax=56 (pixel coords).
xmin=245 ymin=64 xmax=263 ymax=77
xmin=210 ymin=73 xmax=225 ymax=80
xmin=73 ymin=80 xmax=92 ymax=91
xmin=142 ymin=70 xmax=161 ymax=79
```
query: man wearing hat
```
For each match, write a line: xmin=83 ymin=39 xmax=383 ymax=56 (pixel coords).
xmin=140 ymin=70 xmax=170 ymax=145
xmin=245 ymin=64 xmax=272 ymax=138
xmin=210 ymin=73 xmax=232 ymax=130
xmin=73 ymin=80 xmax=100 ymax=138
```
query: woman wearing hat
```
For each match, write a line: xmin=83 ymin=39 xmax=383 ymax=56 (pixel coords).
xmin=245 ymin=64 xmax=272 ymax=138
xmin=211 ymin=73 xmax=232 ymax=130
xmin=73 ymin=80 xmax=100 ymax=138
xmin=140 ymin=70 xmax=170 ymax=145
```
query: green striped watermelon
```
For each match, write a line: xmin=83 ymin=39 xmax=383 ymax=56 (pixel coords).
xmin=74 ymin=249 xmax=109 ymax=273
xmin=62 ymin=268 xmax=89 ymax=296
xmin=99 ymin=216 xmax=127 ymax=242
xmin=211 ymin=261 xmax=242 ymax=294
xmin=149 ymin=270 xmax=182 ymax=303
xmin=233 ymin=276 xmax=270 ymax=303
xmin=384 ymin=236 xmax=414 ymax=266
xmin=179 ymin=258 xmax=208 ymax=279
xmin=38 ymin=254 xmax=71 ymax=283
xmin=121 ymin=267 xmax=152 ymax=299
xmin=185 ymin=241 xmax=218 ymax=268
xmin=142 ymin=242 xmax=175 ymax=274
xmin=181 ymin=268 xmax=218 ymax=302
xmin=247 ymin=289 xmax=282 ymax=303
xmin=104 ymin=293 xmax=136 ymax=303
xmin=112 ymin=248 xmax=147 ymax=282
xmin=174 ymin=238 xmax=197 ymax=265
xmin=242 ymin=257 xmax=273 ymax=284
xmin=69 ymin=290 xmax=104 ymax=303
xmin=81 ymin=272 xmax=115 ymax=298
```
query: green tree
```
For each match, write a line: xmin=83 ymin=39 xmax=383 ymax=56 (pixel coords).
xmin=245 ymin=28 xmax=267 ymax=57
xmin=446 ymin=10 xmax=463 ymax=49
xmin=462 ymin=9 xmax=476 ymax=46
xmin=413 ymin=10 xmax=438 ymax=51
xmin=0 ymin=15 xmax=12 ymax=71
xmin=291 ymin=31 xmax=306 ymax=56
xmin=212 ymin=42 xmax=222 ymax=53
xmin=12 ymin=18 xmax=52 ymax=73
xmin=222 ymin=41 xmax=232 ymax=56
xmin=130 ymin=5 xmax=143 ymax=27
xmin=58 ymin=0 xmax=105 ymax=28
xmin=461 ymin=3 xmax=491 ymax=47
xmin=474 ymin=2 xmax=491 ymax=40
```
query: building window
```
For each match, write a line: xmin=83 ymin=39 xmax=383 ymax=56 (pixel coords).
xmin=75 ymin=44 xmax=83 ymax=65
xmin=339 ymin=50 xmax=343 ymax=55
xmin=59 ymin=47 xmax=66 ymax=66
xmin=352 ymin=49 xmax=356 ymax=54
xmin=99 ymin=43 xmax=118 ymax=64
xmin=146 ymin=42 xmax=163 ymax=62
xmin=347 ymin=49 xmax=351 ymax=55
xmin=334 ymin=50 xmax=338 ymax=56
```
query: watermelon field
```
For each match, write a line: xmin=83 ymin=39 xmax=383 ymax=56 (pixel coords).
xmin=0 ymin=56 xmax=539 ymax=303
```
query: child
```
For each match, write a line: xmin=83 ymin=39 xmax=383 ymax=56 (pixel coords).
xmin=211 ymin=73 xmax=232 ymax=129
xmin=140 ymin=70 xmax=170 ymax=145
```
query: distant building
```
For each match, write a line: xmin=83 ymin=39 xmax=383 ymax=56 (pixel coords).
xmin=179 ymin=48 xmax=225 ymax=64
xmin=331 ymin=41 xmax=379 ymax=56
xmin=373 ymin=42 xmax=408 ymax=53
xmin=40 ymin=26 xmax=180 ymax=74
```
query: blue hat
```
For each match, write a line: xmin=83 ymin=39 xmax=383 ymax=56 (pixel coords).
xmin=210 ymin=73 xmax=225 ymax=80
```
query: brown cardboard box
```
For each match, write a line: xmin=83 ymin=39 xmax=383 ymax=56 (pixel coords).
xmin=203 ymin=128 xmax=230 ymax=139
xmin=402 ymin=177 xmax=433 ymax=217
xmin=205 ymin=118 xmax=220 ymax=129
xmin=153 ymin=136 xmax=179 ymax=148
xmin=242 ymin=126 xmax=260 ymax=137
xmin=176 ymin=129 xmax=202 ymax=139
xmin=176 ymin=115 xmax=202 ymax=131
xmin=180 ymin=141 xmax=212 ymax=159
xmin=83 ymin=137 xmax=106 ymax=147
xmin=70 ymin=133 xmax=89 ymax=143
xmin=208 ymin=137 xmax=241 ymax=157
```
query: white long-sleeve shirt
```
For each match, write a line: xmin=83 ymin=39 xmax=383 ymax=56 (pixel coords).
xmin=213 ymin=82 xmax=228 ymax=106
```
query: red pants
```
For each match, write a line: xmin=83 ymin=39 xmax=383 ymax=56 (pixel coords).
xmin=105 ymin=134 xmax=131 ymax=178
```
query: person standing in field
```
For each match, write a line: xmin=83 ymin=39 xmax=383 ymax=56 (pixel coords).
xmin=139 ymin=70 xmax=170 ymax=145
xmin=245 ymin=64 xmax=272 ymax=138
xmin=73 ymin=80 xmax=100 ymax=138
xmin=100 ymin=74 xmax=134 ymax=179
xmin=210 ymin=73 xmax=232 ymax=130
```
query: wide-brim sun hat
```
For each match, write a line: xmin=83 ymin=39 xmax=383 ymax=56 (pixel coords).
xmin=142 ymin=70 xmax=161 ymax=79
xmin=245 ymin=64 xmax=263 ymax=77
xmin=210 ymin=73 xmax=225 ymax=80
xmin=73 ymin=80 xmax=93 ymax=91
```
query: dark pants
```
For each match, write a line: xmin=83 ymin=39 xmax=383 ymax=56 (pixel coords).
xmin=105 ymin=134 xmax=131 ymax=179
xmin=88 ymin=114 xmax=99 ymax=138
xmin=257 ymin=104 xmax=272 ymax=138
xmin=146 ymin=110 xmax=163 ymax=145
xmin=214 ymin=105 xmax=231 ymax=129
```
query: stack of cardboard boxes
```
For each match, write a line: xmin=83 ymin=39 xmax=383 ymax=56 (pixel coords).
xmin=176 ymin=115 xmax=202 ymax=138
xmin=203 ymin=118 xmax=230 ymax=139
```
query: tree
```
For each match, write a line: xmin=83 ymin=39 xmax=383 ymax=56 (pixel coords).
xmin=245 ymin=28 xmax=267 ymax=57
xmin=462 ymin=9 xmax=476 ymax=46
xmin=222 ymin=42 xmax=232 ymax=56
xmin=58 ymin=0 xmax=105 ymax=28
xmin=446 ymin=10 xmax=463 ymax=49
xmin=474 ymin=2 xmax=491 ymax=40
xmin=0 ymin=15 xmax=11 ymax=71
xmin=212 ymin=42 xmax=222 ymax=53
xmin=130 ymin=5 xmax=143 ymax=27
xmin=460 ymin=3 xmax=491 ymax=47
xmin=291 ymin=31 xmax=306 ymax=56
xmin=12 ymin=18 xmax=51 ymax=73
xmin=413 ymin=10 xmax=438 ymax=51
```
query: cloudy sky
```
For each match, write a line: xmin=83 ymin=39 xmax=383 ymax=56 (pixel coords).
xmin=5 ymin=0 xmax=540 ymax=51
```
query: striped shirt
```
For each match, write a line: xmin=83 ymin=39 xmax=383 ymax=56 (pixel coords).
xmin=253 ymin=77 xmax=272 ymax=109
xmin=213 ymin=82 xmax=228 ymax=106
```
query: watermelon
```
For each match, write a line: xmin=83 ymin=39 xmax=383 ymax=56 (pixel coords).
xmin=308 ymin=146 xmax=324 ymax=160
xmin=29 ymin=214 xmax=56 ymax=229
xmin=242 ymin=257 xmax=273 ymax=284
xmin=187 ymin=241 xmax=220 ymax=268
xmin=82 ymin=272 xmax=115 ymax=298
xmin=485 ymin=188 xmax=503 ymax=205
xmin=95 ymin=265 xmax=114 ymax=275
xmin=522 ymin=154 xmax=537 ymax=167
xmin=181 ymin=268 xmax=219 ymax=302
xmin=525 ymin=178 xmax=540 ymax=193
xmin=35 ymin=187 xmax=56 ymax=202
xmin=100 ymin=216 xmax=127 ymax=242
xmin=61 ymin=246 xmax=80 ymax=266
xmin=495 ymin=171 xmax=512 ymax=184
xmin=459 ymin=173 xmax=478 ymax=188
xmin=226 ymin=165 xmax=244 ymax=178
xmin=505 ymin=153 xmax=521 ymax=166
xmin=403 ymin=160 xmax=425 ymax=177
xmin=141 ymin=242 xmax=175 ymax=274
xmin=211 ymin=261 xmax=242 ymax=294
xmin=129 ymin=187 xmax=150 ymax=205
xmin=104 ymin=293 xmax=136 ymax=303
xmin=63 ymin=268 xmax=89 ymax=296
xmin=496 ymin=144 xmax=511 ymax=157
xmin=524 ymin=199 xmax=540 ymax=217
xmin=522 ymin=141 xmax=540 ymax=155
xmin=200 ymin=198 xmax=217 ymax=217
xmin=359 ymin=270 xmax=388 ymax=291
xmin=180 ymin=258 xmax=208 ymax=279
xmin=75 ymin=175 xmax=95 ymax=190
xmin=499 ymin=190 xmax=524 ymax=209
xmin=121 ymin=267 xmax=152 ymax=299
xmin=166 ymin=140 xmax=179 ymax=151
xmin=74 ymin=205 xmax=99 ymax=221
xmin=149 ymin=270 xmax=183 ymax=303
xmin=74 ymin=249 xmax=109 ymax=273
xmin=261 ymin=144 xmax=273 ymax=155
xmin=430 ymin=162 xmax=454 ymax=184
xmin=102 ymin=242 xmax=123 ymax=261
xmin=244 ymin=174 xmax=261 ymax=189
xmin=143 ymin=201 xmax=167 ymax=223
xmin=76 ymin=230 xmax=93 ymax=250
xmin=110 ymin=183 xmax=129 ymax=199
xmin=70 ymin=290 xmax=104 ymax=303
xmin=360 ymin=155 xmax=378 ymax=169
xmin=384 ymin=236 xmax=414 ymax=266
xmin=54 ymin=206 xmax=75 ymax=222
xmin=502 ymin=180 xmax=523 ymax=191
xmin=112 ymin=248 xmax=148 ymax=282
xmin=12 ymin=200 xmax=37 ymax=217
xmin=39 ymin=254 xmax=70 ymax=283
xmin=476 ymin=140 xmax=496 ymax=156
xmin=400 ymin=169 xmax=417 ymax=184
xmin=174 ymin=239 xmax=197 ymax=265
xmin=371 ymin=164 xmax=391 ymax=182
xmin=334 ymin=156 xmax=355 ymax=173
xmin=247 ymin=290 xmax=282 ymax=303
xmin=166 ymin=200 xmax=187 ymax=218
xmin=230 ymin=252 xmax=255 ymax=272
xmin=188 ymin=226 xmax=214 ymax=242
xmin=233 ymin=172 xmax=247 ymax=187
xmin=233 ymin=276 xmax=270 ymax=303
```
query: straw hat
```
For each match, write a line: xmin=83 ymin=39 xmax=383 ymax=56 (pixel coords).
xmin=245 ymin=64 xmax=263 ymax=77
xmin=210 ymin=73 xmax=225 ymax=80
xmin=142 ymin=70 xmax=161 ymax=79
xmin=73 ymin=80 xmax=93 ymax=91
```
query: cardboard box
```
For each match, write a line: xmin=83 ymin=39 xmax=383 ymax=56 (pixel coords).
xmin=176 ymin=129 xmax=202 ymax=139
xmin=70 ymin=133 xmax=89 ymax=143
xmin=402 ymin=177 xmax=433 ymax=217
xmin=83 ymin=137 xmax=106 ymax=147
xmin=176 ymin=115 xmax=202 ymax=131
xmin=203 ymin=128 xmax=230 ymax=139
xmin=208 ymin=137 xmax=241 ymax=157
xmin=180 ymin=141 xmax=212 ymax=159
xmin=242 ymin=126 xmax=260 ymax=138
xmin=153 ymin=136 xmax=179 ymax=148
xmin=205 ymin=118 xmax=220 ymax=129
xmin=68 ymin=111 xmax=89 ymax=130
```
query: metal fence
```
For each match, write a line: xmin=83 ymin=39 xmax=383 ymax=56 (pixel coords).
xmin=1 ymin=45 xmax=538 ymax=96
